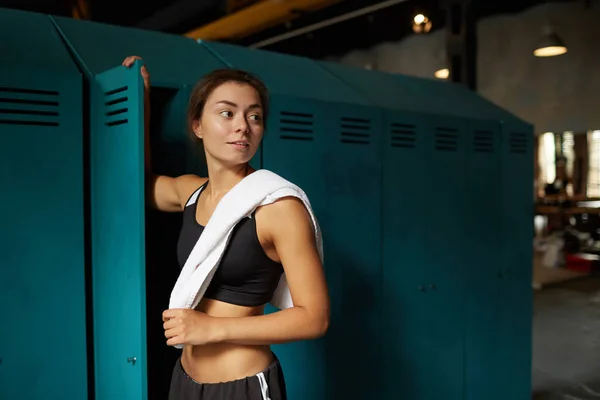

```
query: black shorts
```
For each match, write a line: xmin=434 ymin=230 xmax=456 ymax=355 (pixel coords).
xmin=168 ymin=353 xmax=287 ymax=400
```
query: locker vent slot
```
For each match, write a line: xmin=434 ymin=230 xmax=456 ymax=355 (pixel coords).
xmin=435 ymin=127 xmax=458 ymax=151
xmin=0 ymin=86 xmax=60 ymax=127
xmin=279 ymin=111 xmax=313 ymax=141
xmin=104 ymin=86 xmax=128 ymax=127
xmin=390 ymin=122 xmax=416 ymax=148
xmin=509 ymin=132 xmax=527 ymax=154
xmin=474 ymin=130 xmax=494 ymax=153
xmin=340 ymin=117 xmax=370 ymax=145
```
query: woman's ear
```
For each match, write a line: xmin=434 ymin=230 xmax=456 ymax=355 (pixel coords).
xmin=192 ymin=120 xmax=203 ymax=139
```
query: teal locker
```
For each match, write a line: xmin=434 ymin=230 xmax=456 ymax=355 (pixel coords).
xmin=422 ymin=115 xmax=468 ymax=400
xmin=500 ymin=123 xmax=534 ymax=400
xmin=323 ymin=103 xmax=383 ymax=399
xmin=0 ymin=7 xmax=87 ymax=400
xmin=463 ymin=120 xmax=505 ymax=400
xmin=261 ymin=97 xmax=330 ymax=400
xmin=319 ymin=59 xmax=470 ymax=400
xmin=90 ymin=62 xmax=148 ymax=400
xmin=263 ymin=97 xmax=327 ymax=214
xmin=381 ymin=110 xmax=432 ymax=400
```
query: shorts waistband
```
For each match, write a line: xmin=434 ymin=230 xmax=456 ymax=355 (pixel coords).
xmin=177 ymin=353 xmax=281 ymax=387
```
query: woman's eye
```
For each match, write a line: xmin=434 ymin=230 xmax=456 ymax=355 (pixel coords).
xmin=220 ymin=110 xmax=233 ymax=118
xmin=249 ymin=114 xmax=261 ymax=121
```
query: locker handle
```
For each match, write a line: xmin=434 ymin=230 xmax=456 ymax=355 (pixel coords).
xmin=127 ymin=357 xmax=137 ymax=365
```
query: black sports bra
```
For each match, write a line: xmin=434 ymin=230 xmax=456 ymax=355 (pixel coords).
xmin=176 ymin=181 xmax=284 ymax=307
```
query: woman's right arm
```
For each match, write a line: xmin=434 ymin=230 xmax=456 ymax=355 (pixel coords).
xmin=122 ymin=55 xmax=205 ymax=213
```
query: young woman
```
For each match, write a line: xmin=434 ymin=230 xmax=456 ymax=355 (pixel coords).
xmin=121 ymin=56 xmax=330 ymax=400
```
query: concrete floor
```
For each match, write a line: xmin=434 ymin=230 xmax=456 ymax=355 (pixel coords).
xmin=532 ymin=275 xmax=600 ymax=400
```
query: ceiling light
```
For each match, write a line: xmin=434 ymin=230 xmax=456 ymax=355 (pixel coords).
xmin=534 ymin=25 xmax=567 ymax=57
xmin=434 ymin=68 xmax=449 ymax=80
xmin=412 ymin=13 xmax=432 ymax=33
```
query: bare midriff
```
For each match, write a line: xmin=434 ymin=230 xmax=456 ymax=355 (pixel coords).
xmin=180 ymin=297 xmax=273 ymax=384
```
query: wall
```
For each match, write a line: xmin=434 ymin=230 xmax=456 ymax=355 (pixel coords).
xmin=326 ymin=1 xmax=600 ymax=134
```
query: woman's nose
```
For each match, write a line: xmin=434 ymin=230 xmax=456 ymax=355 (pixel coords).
xmin=235 ymin=117 xmax=250 ymax=133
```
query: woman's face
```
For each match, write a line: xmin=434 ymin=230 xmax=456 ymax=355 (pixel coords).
xmin=193 ymin=81 xmax=264 ymax=167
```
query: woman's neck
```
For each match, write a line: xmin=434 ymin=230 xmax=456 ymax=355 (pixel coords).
xmin=205 ymin=161 xmax=252 ymax=200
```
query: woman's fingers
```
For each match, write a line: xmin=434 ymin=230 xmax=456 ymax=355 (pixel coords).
xmin=121 ymin=56 xmax=150 ymax=90
xmin=122 ymin=55 xmax=142 ymax=67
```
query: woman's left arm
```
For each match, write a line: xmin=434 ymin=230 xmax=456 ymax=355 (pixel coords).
xmin=214 ymin=196 xmax=330 ymax=345
xmin=163 ymin=196 xmax=330 ymax=347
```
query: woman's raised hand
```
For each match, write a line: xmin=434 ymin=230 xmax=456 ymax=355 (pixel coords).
xmin=122 ymin=55 xmax=150 ymax=92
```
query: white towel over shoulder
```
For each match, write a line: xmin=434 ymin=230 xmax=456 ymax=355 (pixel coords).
xmin=168 ymin=169 xmax=323 ymax=313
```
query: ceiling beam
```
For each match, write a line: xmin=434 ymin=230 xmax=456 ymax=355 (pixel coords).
xmin=184 ymin=0 xmax=343 ymax=41
xmin=136 ymin=0 xmax=224 ymax=30
xmin=72 ymin=0 xmax=90 ymax=20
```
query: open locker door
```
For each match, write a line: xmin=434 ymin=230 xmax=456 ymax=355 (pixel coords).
xmin=91 ymin=60 xmax=148 ymax=400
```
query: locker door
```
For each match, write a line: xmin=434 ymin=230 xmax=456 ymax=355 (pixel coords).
xmin=463 ymin=120 xmax=504 ymax=400
xmin=500 ymin=124 xmax=534 ymax=400
xmin=262 ymin=95 xmax=327 ymax=214
xmin=381 ymin=110 xmax=432 ymax=400
xmin=0 ymin=67 xmax=87 ymax=400
xmin=324 ymin=103 xmax=383 ymax=399
xmin=91 ymin=61 xmax=148 ymax=400
xmin=261 ymin=95 xmax=328 ymax=400
xmin=423 ymin=115 xmax=467 ymax=400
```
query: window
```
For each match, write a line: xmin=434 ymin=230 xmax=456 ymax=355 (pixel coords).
xmin=562 ymin=131 xmax=575 ymax=179
xmin=538 ymin=131 xmax=556 ymax=188
xmin=587 ymin=130 xmax=600 ymax=197
xmin=537 ymin=131 xmax=577 ymax=197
